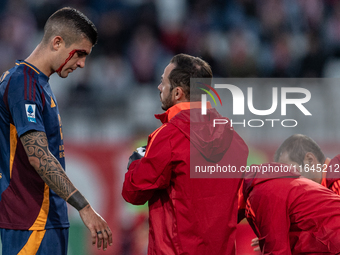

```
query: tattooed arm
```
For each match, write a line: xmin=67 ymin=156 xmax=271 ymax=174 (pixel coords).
xmin=20 ymin=130 xmax=113 ymax=250
xmin=20 ymin=130 xmax=87 ymax=207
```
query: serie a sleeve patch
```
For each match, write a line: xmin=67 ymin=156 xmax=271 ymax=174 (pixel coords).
xmin=25 ymin=104 xmax=37 ymax=123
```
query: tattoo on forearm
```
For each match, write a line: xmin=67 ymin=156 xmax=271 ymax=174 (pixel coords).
xmin=20 ymin=131 xmax=76 ymax=201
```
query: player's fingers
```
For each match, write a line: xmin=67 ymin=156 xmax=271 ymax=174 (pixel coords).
xmin=254 ymin=246 xmax=260 ymax=251
xmin=105 ymin=226 xmax=113 ymax=246
xmin=251 ymin=237 xmax=259 ymax=246
xmin=96 ymin=230 xmax=103 ymax=249
xmin=101 ymin=229 xmax=109 ymax=251
xmin=90 ymin=228 xmax=97 ymax=246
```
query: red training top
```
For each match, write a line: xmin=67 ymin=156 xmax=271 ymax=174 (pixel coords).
xmin=322 ymin=155 xmax=340 ymax=195
xmin=243 ymin=163 xmax=340 ymax=254
xmin=123 ymin=102 xmax=249 ymax=255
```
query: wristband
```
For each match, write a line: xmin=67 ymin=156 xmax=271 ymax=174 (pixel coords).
xmin=67 ymin=190 xmax=89 ymax=211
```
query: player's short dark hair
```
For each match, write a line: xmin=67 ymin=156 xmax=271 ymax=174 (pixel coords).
xmin=169 ymin=54 xmax=213 ymax=101
xmin=42 ymin=7 xmax=97 ymax=47
xmin=274 ymin=134 xmax=325 ymax=166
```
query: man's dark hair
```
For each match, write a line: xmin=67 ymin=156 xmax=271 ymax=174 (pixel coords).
xmin=274 ymin=134 xmax=325 ymax=166
xmin=42 ymin=7 xmax=97 ymax=47
xmin=169 ymin=53 xmax=213 ymax=101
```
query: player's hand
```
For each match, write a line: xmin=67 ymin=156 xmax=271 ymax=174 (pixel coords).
xmin=251 ymin=237 xmax=260 ymax=251
xmin=79 ymin=205 xmax=113 ymax=251
xmin=127 ymin=146 xmax=147 ymax=169
xmin=136 ymin=146 xmax=146 ymax=157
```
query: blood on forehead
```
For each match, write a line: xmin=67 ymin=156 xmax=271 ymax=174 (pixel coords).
xmin=56 ymin=49 xmax=87 ymax=75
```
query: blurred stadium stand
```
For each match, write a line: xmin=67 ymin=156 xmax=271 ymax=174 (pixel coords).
xmin=1 ymin=0 xmax=340 ymax=143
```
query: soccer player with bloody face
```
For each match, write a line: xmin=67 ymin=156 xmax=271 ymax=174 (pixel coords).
xmin=0 ymin=7 xmax=112 ymax=254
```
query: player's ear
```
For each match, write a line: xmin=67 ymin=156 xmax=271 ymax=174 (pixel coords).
xmin=304 ymin=152 xmax=318 ymax=165
xmin=173 ymin=87 xmax=185 ymax=101
xmin=51 ymin=36 xmax=63 ymax=51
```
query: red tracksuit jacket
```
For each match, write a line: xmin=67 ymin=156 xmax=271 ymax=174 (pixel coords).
xmin=322 ymin=154 xmax=340 ymax=195
xmin=122 ymin=102 xmax=249 ymax=255
xmin=243 ymin=163 xmax=340 ymax=255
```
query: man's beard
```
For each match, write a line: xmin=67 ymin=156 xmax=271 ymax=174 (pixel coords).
xmin=161 ymin=92 xmax=174 ymax=111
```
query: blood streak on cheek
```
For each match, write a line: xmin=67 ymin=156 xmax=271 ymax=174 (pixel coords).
xmin=56 ymin=49 xmax=86 ymax=75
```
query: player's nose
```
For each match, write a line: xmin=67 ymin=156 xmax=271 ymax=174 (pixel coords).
xmin=77 ymin=58 xmax=86 ymax=68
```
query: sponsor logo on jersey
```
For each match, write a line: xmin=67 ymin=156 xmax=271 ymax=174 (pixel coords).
xmin=25 ymin=104 xmax=36 ymax=123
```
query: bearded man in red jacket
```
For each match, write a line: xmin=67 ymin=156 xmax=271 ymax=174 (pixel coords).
xmin=122 ymin=53 xmax=249 ymax=255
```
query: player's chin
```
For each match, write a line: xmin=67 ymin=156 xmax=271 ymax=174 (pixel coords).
xmin=59 ymin=73 xmax=69 ymax=78
xmin=161 ymin=103 xmax=169 ymax=111
xmin=59 ymin=71 xmax=72 ymax=78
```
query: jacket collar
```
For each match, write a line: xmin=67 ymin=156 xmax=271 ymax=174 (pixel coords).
xmin=155 ymin=101 xmax=211 ymax=124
